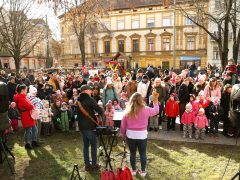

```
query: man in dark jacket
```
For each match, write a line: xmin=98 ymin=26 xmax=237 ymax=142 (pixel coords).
xmin=76 ymin=85 xmax=103 ymax=172
xmin=19 ymin=72 xmax=31 ymax=87
xmin=178 ymin=78 xmax=190 ymax=131
xmin=7 ymin=76 xmax=17 ymax=102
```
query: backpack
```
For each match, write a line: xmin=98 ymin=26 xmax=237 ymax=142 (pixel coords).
xmin=116 ymin=167 xmax=133 ymax=180
xmin=100 ymin=170 xmax=115 ymax=180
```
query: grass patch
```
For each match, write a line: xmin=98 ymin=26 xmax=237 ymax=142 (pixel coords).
xmin=0 ymin=130 xmax=240 ymax=180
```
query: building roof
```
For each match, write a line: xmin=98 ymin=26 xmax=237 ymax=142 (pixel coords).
xmin=106 ymin=0 xmax=193 ymax=10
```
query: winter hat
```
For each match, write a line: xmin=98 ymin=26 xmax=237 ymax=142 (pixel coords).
xmin=61 ymin=102 xmax=67 ymax=106
xmin=199 ymin=108 xmax=205 ymax=113
xmin=29 ymin=85 xmax=37 ymax=96
xmin=198 ymin=90 xmax=204 ymax=96
xmin=10 ymin=102 xmax=16 ymax=108
xmin=185 ymin=103 xmax=192 ymax=111
xmin=106 ymin=100 xmax=112 ymax=109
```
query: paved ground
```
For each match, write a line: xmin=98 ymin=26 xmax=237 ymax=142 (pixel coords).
xmin=148 ymin=120 xmax=239 ymax=146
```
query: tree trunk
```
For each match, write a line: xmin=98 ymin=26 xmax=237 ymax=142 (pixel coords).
xmin=79 ymin=31 xmax=85 ymax=66
xmin=222 ymin=13 xmax=230 ymax=69
xmin=233 ymin=43 xmax=239 ymax=64
xmin=14 ymin=57 xmax=21 ymax=76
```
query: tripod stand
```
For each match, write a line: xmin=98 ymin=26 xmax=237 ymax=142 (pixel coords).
xmin=0 ymin=130 xmax=15 ymax=174
xmin=231 ymin=171 xmax=240 ymax=180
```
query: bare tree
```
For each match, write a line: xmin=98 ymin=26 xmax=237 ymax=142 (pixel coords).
xmin=0 ymin=0 xmax=47 ymax=74
xmin=40 ymin=0 xmax=108 ymax=67
xmin=178 ymin=0 xmax=237 ymax=68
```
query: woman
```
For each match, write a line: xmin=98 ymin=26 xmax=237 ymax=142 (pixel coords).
xmin=102 ymin=78 xmax=118 ymax=106
xmin=14 ymin=84 xmax=39 ymax=149
xmin=221 ymin=84 xmax=232 ymax=136
xmin=112 ymin=73 xmax=122 ymax=96
xmin=120 ymin=91 xmax=159 ymax=177
xmin=126 ymin=73 xmax=137 ymax=99
xmin=203 ymin=77 xmax=221 ymax=101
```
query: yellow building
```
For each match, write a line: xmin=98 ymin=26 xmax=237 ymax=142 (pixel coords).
xmin=60 ymin=0 xmax=208 ymax=70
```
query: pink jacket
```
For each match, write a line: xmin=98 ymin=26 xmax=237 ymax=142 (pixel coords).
xmin=120 ymin=103 xmax=159 ymax=137
xmin=194 ymin=115 xmax=208 ymax=129
xmin=191 ymin=101 xmax=199 ymax=116
xmin=181 ymin=111 xmax=195 ymax=125
xmin=105 ymin=109 xmax=114 ymax=122
xmin=203 ymin=85 xmax=221 ymax=100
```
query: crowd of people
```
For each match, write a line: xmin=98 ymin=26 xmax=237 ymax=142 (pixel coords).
xmin=0 ymin=58 xmax=240 ymax=177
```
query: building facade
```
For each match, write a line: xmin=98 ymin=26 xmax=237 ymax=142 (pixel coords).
xmin=60 ymin=0 xmax=208 ymax=70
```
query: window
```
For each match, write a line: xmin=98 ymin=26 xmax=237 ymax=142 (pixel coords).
xmin=91 ymin=41 xmax=97 ymax=55
xmin=133 ymin=39 xmax=139 ymax=52
xmin=147 ymin=18 xmax=155 ymax=28
xmin=117 ymin=20 xmax=124 ymax=30
xmin=104 ymin=21 xmax=110 ymax=30
xmin=186 ymin=16 xmax=196 ymax=25
xmin=148 ymin=38 xmax=154 ymax=51
xmin=213 ymin=47 xmax=219 ymax=60
xmin=104 ymin=41 xmax=110 ymax=53
xmin=118 ymin=40 xmax=125 ymax=52
xmin=132 ymin=19 xmax=139 ymax=29
xmin=163 ymin=38 xmax=170 ymax=51
xmin=187 ymin=36 xmax=195 ymax=50
xmin=162 ymin=18 xmax=171 ymax=27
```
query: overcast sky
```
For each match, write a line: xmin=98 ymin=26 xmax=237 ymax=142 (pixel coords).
xmin=0 ymin=0 xmax=61 ymax=41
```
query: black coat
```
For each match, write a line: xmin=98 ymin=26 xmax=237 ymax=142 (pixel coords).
xmin=7 ymin=82 xmax=17 ymax=102
xmin=76 ymin=93 xmax=103 ymax=130
xmin=178 ymin=83 xmax=189 ymax=103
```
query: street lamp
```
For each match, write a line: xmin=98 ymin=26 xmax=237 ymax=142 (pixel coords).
xmin=173 ymin=0 xmax=176 ymax=70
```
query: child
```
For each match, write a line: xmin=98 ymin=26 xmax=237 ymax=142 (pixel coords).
xmin=148 ymin=95 xmax=159 ymax=131
xmin=208 ymin=97 xmax=222 ymax=136
xmin=165 ymin=93 xmax=179 ymax=131
xmin=60 ymin=102 xmax=70 ymax=132
xmin=120 ymin=91 xmax=128 ymax=110
xmin=181 ymin=103 xmax=195 ymax=138
xmin=41 ymin=100 xmax=53 ymax=136
xmin=8 ymin=102 xmax=20 ymax=131
xmin=113 ymin=99 xmax=121 ymax=110
xmin=194 ymin=108 xmax=208 ymax=140
xmin=105 ymin=100 xmax=114 ymax=127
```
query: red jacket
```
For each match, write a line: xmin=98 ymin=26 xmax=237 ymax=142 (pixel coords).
xmin=194 ymin=115 xmax=208 ymax=128
xmin=181 ymin=111 xmax=195 ymax=125
xmin=14 ymin=93 xmax=35 ymax=128
xmin=165 ymin=100 xmax=179 ymax=117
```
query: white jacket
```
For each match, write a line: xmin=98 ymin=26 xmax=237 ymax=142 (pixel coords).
xmin=137 ymin=81 xmax=150 ymax=98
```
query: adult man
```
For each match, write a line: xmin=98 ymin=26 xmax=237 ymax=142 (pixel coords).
xmin=73 ymin=75 xmax=87 ymax=90
xmin=137 ymin=75 xmax=151 ymax=104
xmin=76 ymin=85 xmax=103 ymax=171
xmin=7 ymin=76 xmax=17 ymax=102
xmin=0 ymin=70 xmax=7 ymax=83
xmin=169 ymin=75 xmax=182 ymax=99
xmin=178 ymin=78 xmax=190 ymax=131
xmin=19 ymin=72 xmax=31 ymax=87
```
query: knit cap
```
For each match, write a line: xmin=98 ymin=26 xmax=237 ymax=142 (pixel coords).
xmin=29 ymin=85 xmax=37 ymax=96
xmin=199 ymin=108 xmax=205 ymax=113
xmin=185 ymin=103 xmax=192 ymax=111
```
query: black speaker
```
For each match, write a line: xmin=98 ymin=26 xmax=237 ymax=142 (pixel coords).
xmin=229 ymin=84 xmax=240 ymax=128
xmin=0 ymin=82 xmax=10 ymax=131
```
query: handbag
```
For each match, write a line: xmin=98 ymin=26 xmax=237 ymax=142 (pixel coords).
xmin=116 ymin=166 xmax=133 ymax=180
xmin=77 ymin=101 xmax=101 ymax=126
xmin=100 ymin=170 xmax=115 ymax=180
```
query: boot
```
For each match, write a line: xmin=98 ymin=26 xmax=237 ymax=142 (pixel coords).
xmin=32 ymin=141 xmax=41 ymax=148
xmin=25 ymin=143 xmax=33 ymax=150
